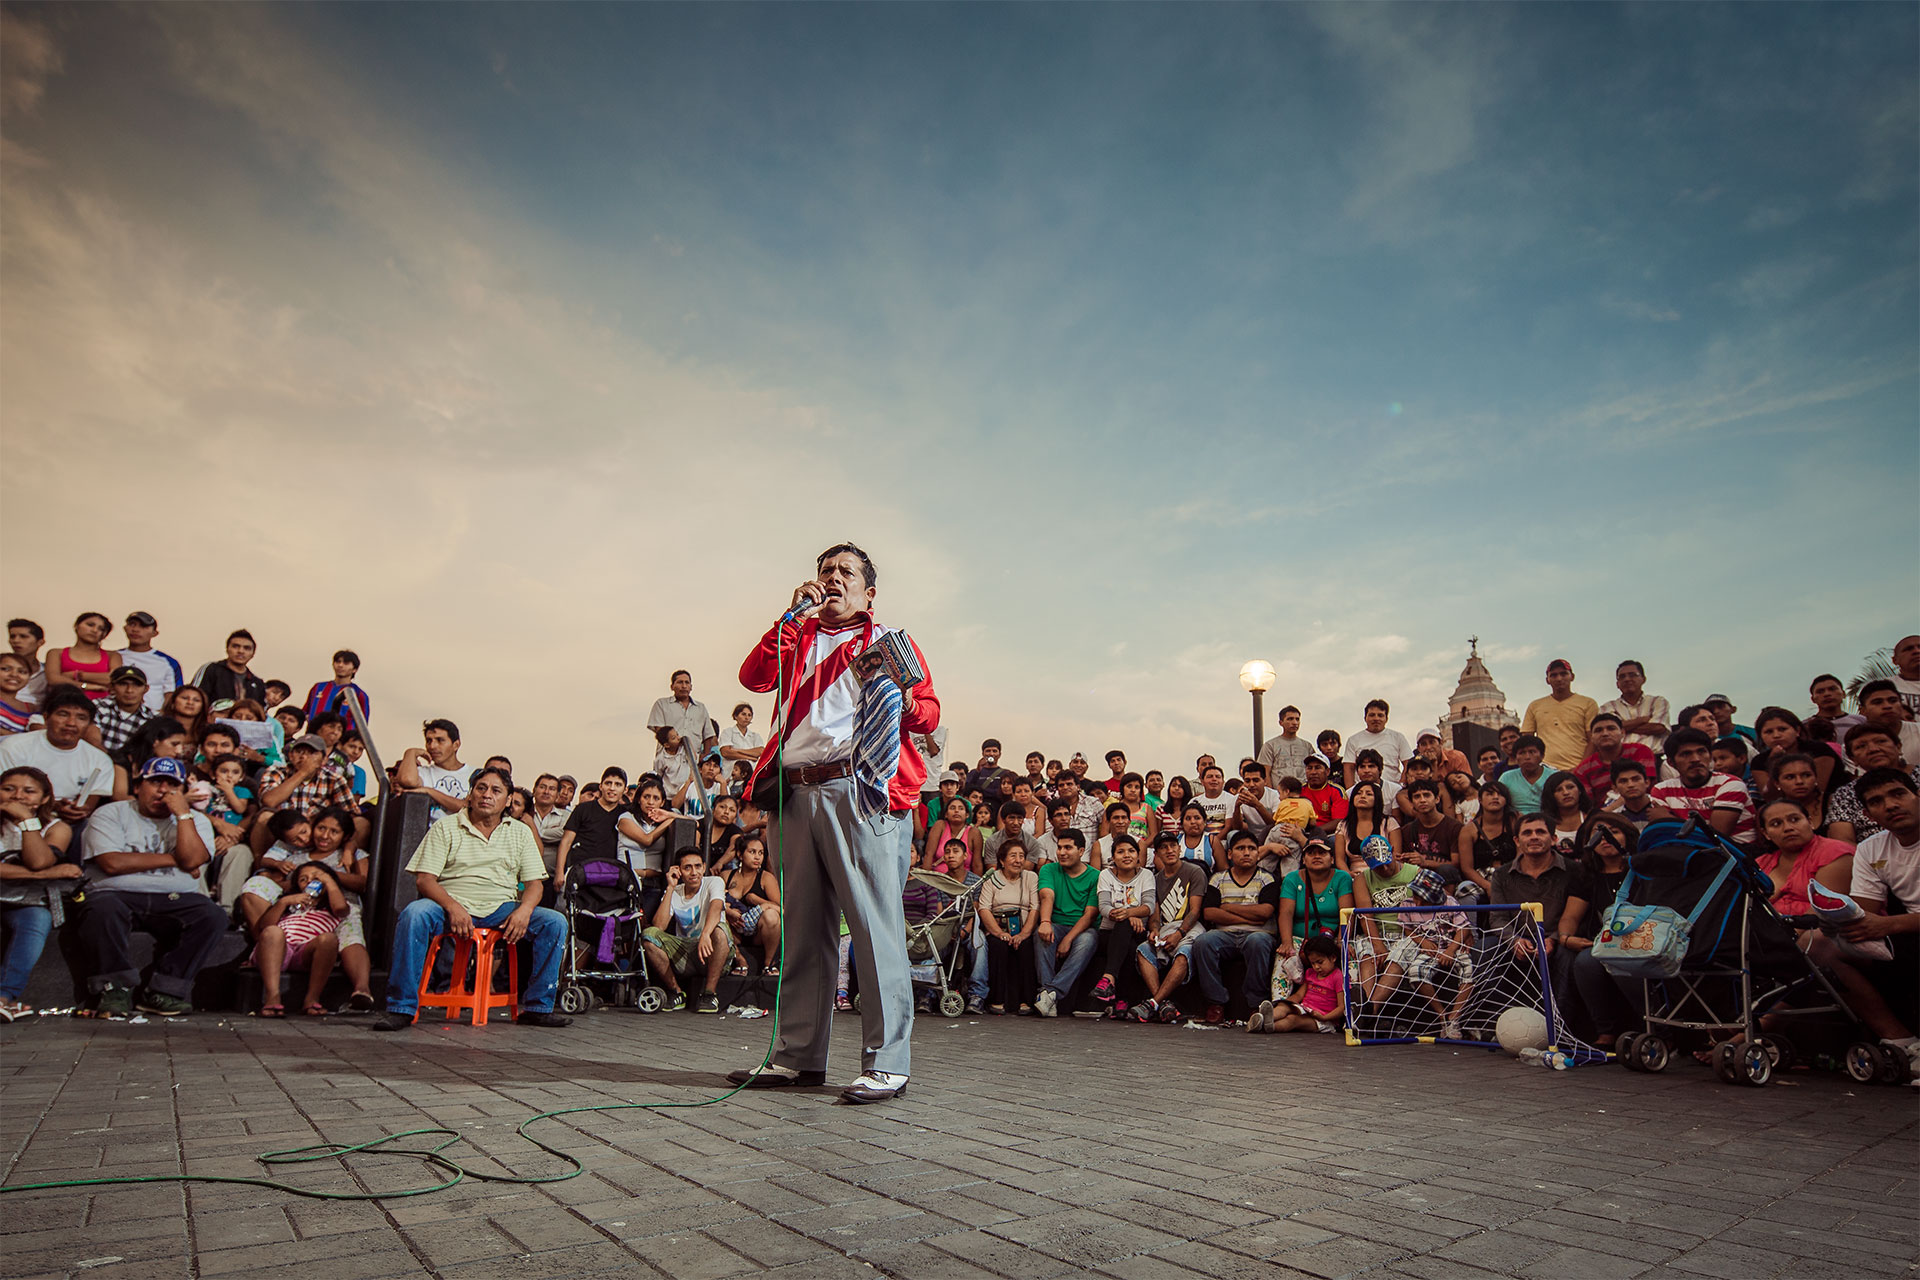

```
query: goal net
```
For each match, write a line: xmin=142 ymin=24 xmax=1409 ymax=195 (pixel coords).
xmin=1334 ymin=901 xmax=1606 ymax=1065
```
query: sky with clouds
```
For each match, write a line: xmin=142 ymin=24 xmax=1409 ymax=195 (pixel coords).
xmin=2 ymin=3 xmax=1914 ymax=781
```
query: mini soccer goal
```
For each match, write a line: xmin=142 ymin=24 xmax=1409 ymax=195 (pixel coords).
xmin=1337 ymin=901 xmax=1606 ymax=1065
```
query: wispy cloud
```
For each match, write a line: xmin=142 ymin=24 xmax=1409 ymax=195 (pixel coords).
xmin=0 ymin=9 xmax=62 ymax=115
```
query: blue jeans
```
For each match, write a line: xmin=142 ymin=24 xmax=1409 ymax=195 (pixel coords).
xmin=1034 ymin=925 xmax=1098 ymax=1001
xmin=386 ymin=899 xmax=566 ymax=1016
xmin=1191 ymin=928 xmax=1278 ymax=1008
xmin=968 ymin=918 xmax=989 ymax=1000
xmin=0 ymin=904 xmax=52 ymax=1000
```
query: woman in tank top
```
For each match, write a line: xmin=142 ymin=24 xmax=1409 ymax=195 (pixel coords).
xmin=923 ymin=799 xmax=981 ymax=869
xmin=1456 ymin=780 xmax=1519 ymax=900
xmin=47 ymin=612 xmax=120 ymax=702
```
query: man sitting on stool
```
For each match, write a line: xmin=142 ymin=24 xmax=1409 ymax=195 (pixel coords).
xmin=373 ymin=766 xmax=570 ymax=1030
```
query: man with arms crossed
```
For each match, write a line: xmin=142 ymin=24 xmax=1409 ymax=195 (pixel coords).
xmin=727 ymin=545 xmax=939 ymax=1104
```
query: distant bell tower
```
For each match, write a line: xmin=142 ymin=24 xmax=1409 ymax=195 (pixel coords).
xmin=1440 ymin=636 xmax=1519 ymax=759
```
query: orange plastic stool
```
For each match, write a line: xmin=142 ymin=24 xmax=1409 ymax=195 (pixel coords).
xmin=415 ymin=926 xmax=520 ymax=1026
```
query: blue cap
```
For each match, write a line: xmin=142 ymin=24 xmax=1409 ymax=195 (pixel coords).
xmin=139 ymin=757 xmax=188 ymax=784
xmin=1360 ymin=834 xmax=1395 ymax=870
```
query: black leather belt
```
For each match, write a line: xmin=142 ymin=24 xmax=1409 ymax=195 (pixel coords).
xmin=784 ymin=760 xmax=852 ymax=788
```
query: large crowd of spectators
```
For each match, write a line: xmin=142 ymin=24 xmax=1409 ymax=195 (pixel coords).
xmin=1 ymin=610 xmax=1915 ymax=1084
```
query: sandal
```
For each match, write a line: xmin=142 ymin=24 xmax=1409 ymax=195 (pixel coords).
xmin=729 ymin=963 xmax=749 ymax=977
xmin=258 ymin=1004 xmax=286 ymax=1019
xmin=764 ymin=962 xmax=781 ymax=977
xmin=303 ymin=1002 xmax=331 ymax=1017
xmin=0 ymin=999 xmax=29 ymax=1022
xmin=343 ymin=991 xmax=376 ymax=1014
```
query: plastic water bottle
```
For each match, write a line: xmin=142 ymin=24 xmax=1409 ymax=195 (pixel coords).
xmin=306 ymin=880 xmax=325 ymax=901
xmin=1518 ymin=1048 xmax=1570 ymax=1070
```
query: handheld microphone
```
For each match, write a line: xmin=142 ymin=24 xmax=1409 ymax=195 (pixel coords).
xmin=780 ymin=589 xmax=824 ymax=625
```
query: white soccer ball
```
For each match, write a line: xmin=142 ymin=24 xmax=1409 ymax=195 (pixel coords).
xmin=1495 ymin=1006 xmax=1549 ymax=1057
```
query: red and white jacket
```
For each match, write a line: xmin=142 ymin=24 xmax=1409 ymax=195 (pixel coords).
xmin=740 ymin=613 xmax=940 ymax=814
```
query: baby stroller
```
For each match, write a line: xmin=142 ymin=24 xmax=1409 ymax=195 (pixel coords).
xmin=904 ymin=869 xmax=985 ymax=1018
xmin=557 ymin=857 xmax=668 ymax=1014
xmin=1599 ymin=819 xmax=1885 ymax=1086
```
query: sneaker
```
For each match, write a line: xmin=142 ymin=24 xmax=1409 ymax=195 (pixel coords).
xmin=693 ymin=991 xmax=720 ymax=1015
xmin=370 ymin=1012 xmax=416 ymax=1032
xmin=516 ymin=1010 xmax=572 ymax=1028
xmin=1204 ymin=1004 xmax=1224 ymax=1025
xmin=965 ymin=996 xmax=986 ymax=1015
xmin=1443 ymin=1020 xmax=1464 ymax=1040
xmin=915 ymin=993 xmax=933 ymax=1013
xmin=1072 ymin=1007 xmax=1105 ymax=1020
xmin=1155 ymin=1001 xmax=1182 ymax=1024
xmin=665 ymin=991 xmax=687 ymax=1012
xmin=95 ymin=985 xmax=133 ymax=1019
xmin=1248 ymin=1000 xmax=1272 ymax=1034
xmin=136 ymin=990 xmax=191 ymax=1018
xmin=1035 ymin=989 xmax=1058 ymax=1019
xmin=1091 ymin=975 xmax=1116 ymax=1006
xmin=1112 ymin=1000 xmax=1130 ymax=1021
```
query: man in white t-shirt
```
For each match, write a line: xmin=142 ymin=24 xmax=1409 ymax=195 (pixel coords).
xmin=0 ymin=688 xmax=114 ymax=826
xmin=118 ymin=612 xmax=184 ymax=714
xmin=1344 ymin=699 xmax=1413 ymax=788
xmin=395 ymin=718 xmax=469 ymax=817
xmin=640 ymin=847 xmax=733 ymax=1013
xmin=1859 ymin=681 xmax=1920 ymax=771
xmin=1892 ymin=635 xmax=1920 ymax=720
xmin=1839 ymin=768 xmax=1920 ymax=1077
xmin=912 ymin=725 xmax=947 ymax=802
xmin=648 ymin=671 xmax=716 ymax=755
xmin=1193 ymin=765 xmax=1235 ymax=835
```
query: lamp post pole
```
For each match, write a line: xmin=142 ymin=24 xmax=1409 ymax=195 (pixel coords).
xmin=1239 ymin=660 xmax=1276 ymax=762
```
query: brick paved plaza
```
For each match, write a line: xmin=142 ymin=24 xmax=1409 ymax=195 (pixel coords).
xmin=2 ymin=1010 xmax=1915 ymax=1280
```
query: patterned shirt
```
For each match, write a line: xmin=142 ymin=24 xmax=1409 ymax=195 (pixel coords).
xmin=1649 ymin=772 xmax=1757 ymax=844
xmin=93 ymin=702 xmax=155 ymax=754
xmin=1598 ymin=694 xmax=1672 ymax=753
xmin=256 ymin=759 xmax=357 ymax=818
xmin=1827 ymin=766 xmax=1920 ymax=843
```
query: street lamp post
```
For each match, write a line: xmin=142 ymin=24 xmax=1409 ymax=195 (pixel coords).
xmin=1239 ymin=660 xmax=1276 ymax=760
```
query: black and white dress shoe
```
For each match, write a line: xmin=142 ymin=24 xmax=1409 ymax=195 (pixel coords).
xmin=726 ymin=1063 xmax=827 ymax=1088
xmin=838 ymin=1071 xmax=908 ymax=1104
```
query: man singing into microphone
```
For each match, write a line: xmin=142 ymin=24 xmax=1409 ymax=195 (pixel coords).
xmin=726 ymin=543 xmax=939 ymax=1104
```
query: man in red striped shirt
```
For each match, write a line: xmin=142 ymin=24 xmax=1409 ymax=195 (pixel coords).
xmin=726 ymin=545 xmax=939 ymax=1105
xmin=1649 ymin=728 xmax=1756 ymax=845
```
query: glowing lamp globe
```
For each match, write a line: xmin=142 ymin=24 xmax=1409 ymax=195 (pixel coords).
xmin=1239 ymin=660 xmax=1276 ymax=694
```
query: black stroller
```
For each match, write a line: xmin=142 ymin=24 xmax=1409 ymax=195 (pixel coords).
xmin=557 ymin=857 xmax=668 ymax=1014
xmin=1600 ymin=819 xmax=1895 ymax=1086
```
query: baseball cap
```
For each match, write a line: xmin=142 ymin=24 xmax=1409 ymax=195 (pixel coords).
xmin=1069 ymin=752 xmax=1088 ymax=764
xmin=1305 ymin=751 xmax=1332 ymax=767
xmin=139 ymin=757 xmax=188 ymax=783
xmin=125 ymin=611 xmax=157 ymax=627
xmin=1416 ymin=728 xmax=1440 ymax=743
xmin=1703 ymin=693 xmax=1733 ymax=707
xmin=1360 ymin=834 xmax=1396 ymax=869
xmin=1151 ymin=831 xmax=1179 ymax=847
xmin=289 ymin=733 xmax=328 ymax=753
xmin=110 ymin=667 xmax=148 ymax=685
xmin=1546 ymin=658 xmax=1572 ymax=674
